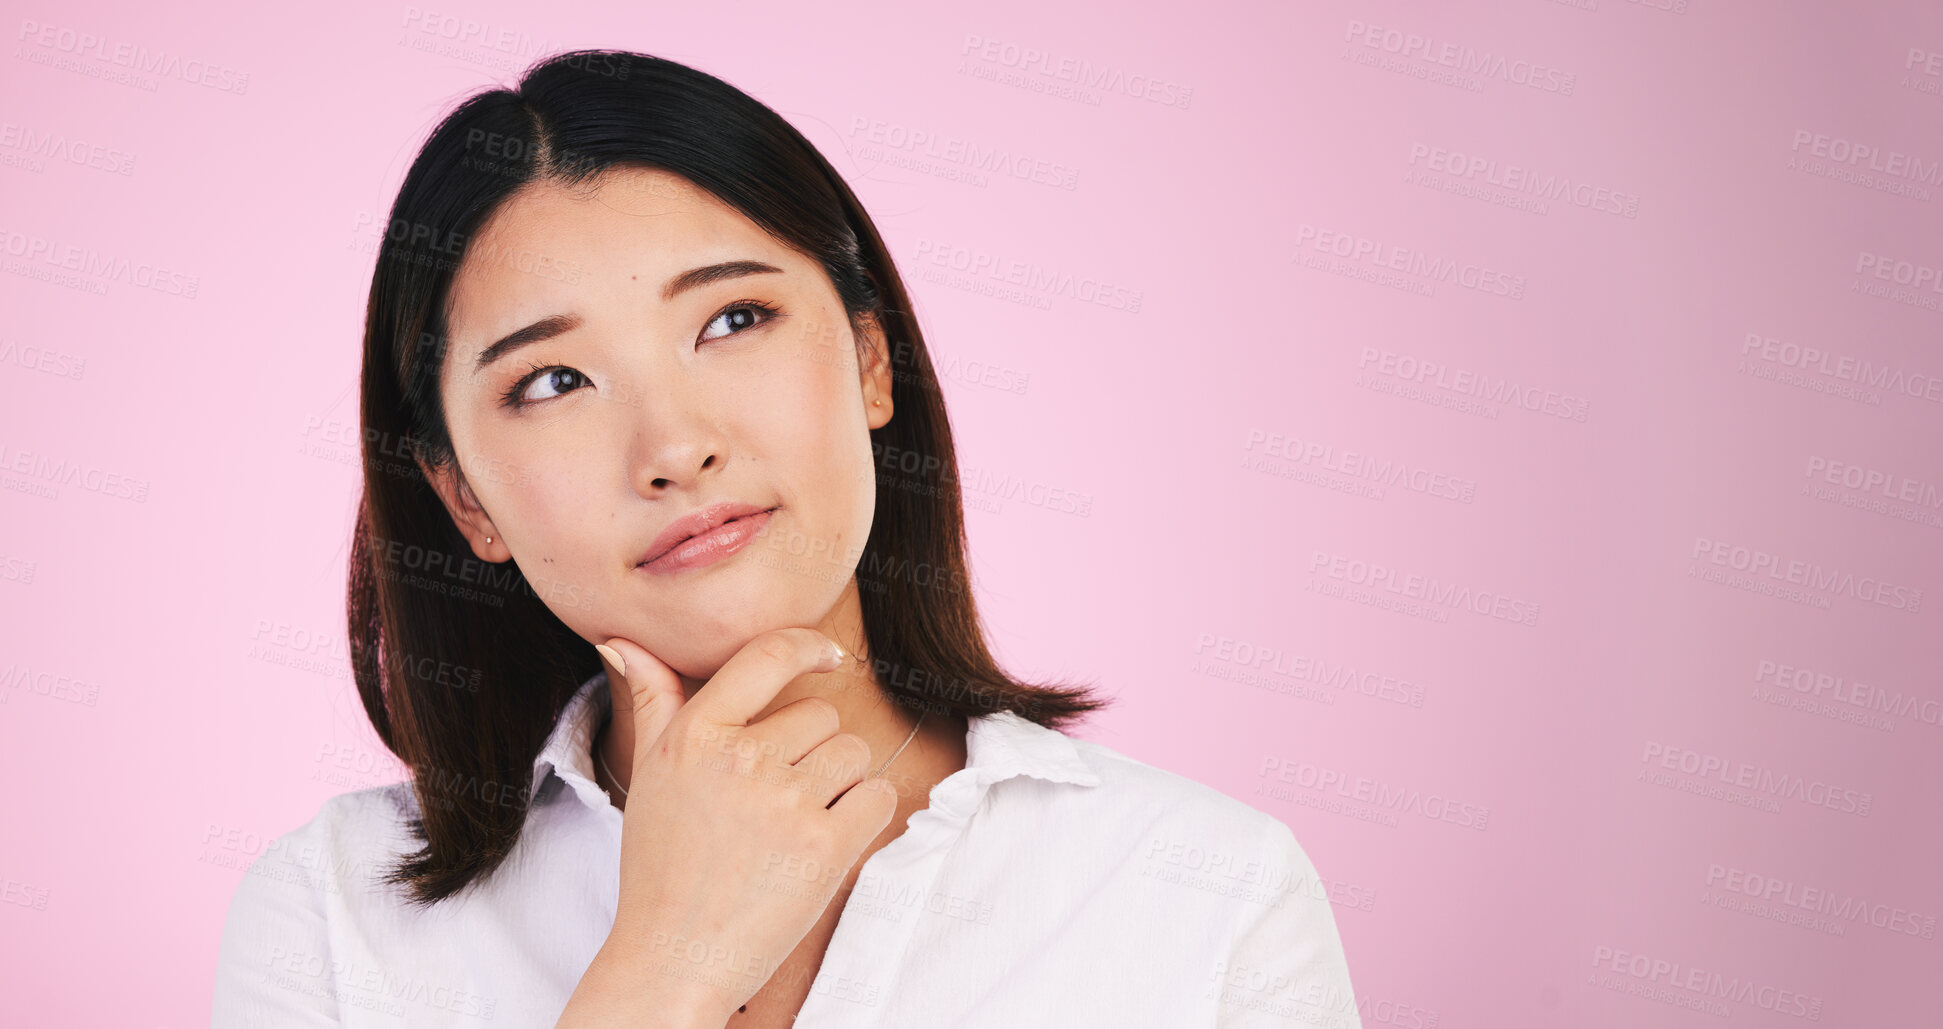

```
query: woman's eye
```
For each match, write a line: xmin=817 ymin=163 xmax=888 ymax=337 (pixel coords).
xmin=517 ymin=367 xmax=586 ymax=405
xmin=500 ymin=302 xmax=778 ymax=411
xmin=700 ymin=301 xmax=778 ymax=342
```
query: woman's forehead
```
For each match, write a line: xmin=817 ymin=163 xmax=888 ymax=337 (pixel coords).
xmin=450 ymin=174 xmax=789 ymax=304
xmin=477 ymin=169 xmax=741 ymax=250
xmin=438 ymin=169 xmax=816 ymax=363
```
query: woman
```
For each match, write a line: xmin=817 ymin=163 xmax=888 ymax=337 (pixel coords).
xmin=212 ymin=49 xmax=1361 ymax=1029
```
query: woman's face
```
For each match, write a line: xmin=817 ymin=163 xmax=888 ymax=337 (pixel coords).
xmin=427 ymin=165 xmax=894 ymax=679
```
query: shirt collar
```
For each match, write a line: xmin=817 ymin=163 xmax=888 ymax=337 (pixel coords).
xmin=529 ymin=670 xmax=612 ymax=805
xmin=530 ymin=670 xmax=1101 ymax=808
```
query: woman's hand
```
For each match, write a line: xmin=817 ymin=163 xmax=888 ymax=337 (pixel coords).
xmin=554 ymin=628 xmax=901 ymax=1029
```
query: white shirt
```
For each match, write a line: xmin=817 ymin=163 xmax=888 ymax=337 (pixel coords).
xmin=213 ymin=672 xmax=1363 ymax=1028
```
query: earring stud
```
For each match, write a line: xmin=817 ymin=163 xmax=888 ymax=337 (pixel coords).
xmin=485 ymin=536 xmax=493 ymax=543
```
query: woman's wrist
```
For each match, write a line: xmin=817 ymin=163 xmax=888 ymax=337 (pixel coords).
xmin=555 ymin=937 xmax=735 ymax=1029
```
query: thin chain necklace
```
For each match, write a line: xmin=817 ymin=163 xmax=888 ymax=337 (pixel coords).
xmin=596 ymin=709 xmax=926 ymax=799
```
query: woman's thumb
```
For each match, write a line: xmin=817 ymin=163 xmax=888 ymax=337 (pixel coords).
xmin=594 ymin=637 xmax=687 ymax=763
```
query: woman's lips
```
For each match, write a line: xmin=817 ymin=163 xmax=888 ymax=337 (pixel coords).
xmin=636 ymin=500 xmax=774 ymax=564
xmin=637 ymin=508 xmax=775 ymax=575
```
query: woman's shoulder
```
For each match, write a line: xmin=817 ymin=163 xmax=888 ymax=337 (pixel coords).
xmin=980 ymin=712 xmax=1313 ymax=865
xmin=210 ymin=783 xmax=421 ymax=1025
xmin=228 ymin=782 xmax=423 ymax=905
xmin=1075 ymin=735 xmax=1307 ymax=846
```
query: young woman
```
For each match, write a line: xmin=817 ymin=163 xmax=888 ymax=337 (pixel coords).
xmin=212 ymin=49 xmax=1361 ymax=1029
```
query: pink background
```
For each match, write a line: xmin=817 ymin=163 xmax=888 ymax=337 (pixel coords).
xmin=3 ymin=1 xmax=1939 ymax=1025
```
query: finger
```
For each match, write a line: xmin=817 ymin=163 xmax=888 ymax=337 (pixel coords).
xmin=792 ymin=732 xmax=873 ymax=807
xmin=685 ymin=627 xmax=844 ymax=728
xmin=826 ymin=776 xmax=900 ymax=833
xmin=743 ymin=696 xmax=842 ymax=765
xmin=596 ymin=636 xmax=689 ymax=773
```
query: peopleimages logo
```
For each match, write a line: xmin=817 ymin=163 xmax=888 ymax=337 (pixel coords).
xmin=1690 ymin=536 xmax=1923 ymax=612
xmin=911 ymin=238 xmax=1143 ymax=313
xmin=1705 ymin=864 xmax=1937 ymax=939
xmin=1588 ymin=945 xmax=1822 ymax=1021
xmin=1740 ymin=332 xmax=1943 ymax=405
xmin=1291 ymin=224 xmax=1527 ymax=299
xmin=1406 ymin=143 xmax=1639 ymax=217
xmin=849 ymin=118 xmax=1080 ymax=191
xmin=1342 ymin=20 xmax=1576 ymax=95
xmin=1256 ymin=756 xmax=1491 ymax=830
xmin=1855 ymin=251 xmax=1943 ymax=295
xmin=1243 ymin=429 xmax=1478 ymax=503
xmin=1193 ymin=633 xmax=1429 ymax=708
xmin=15 ymin=20 xmax=249 ymax=94
xmin=1804 ymin=456 xmax=1942 ymax=508
xmin=957 ymin=34 xmax=1193 ymax=109
xmin=1307 ymin=550 xmax=1540 ymax=627
xmin=0 ymin=122 xmax=137 ymax=175
xmin=1755 ymin=658 xmax=1943 ymax=731
xmin=0 ymin=226 xmax=198 ymax=298
xmin=1357 ymin=348 xmax=1591 ymax=421
xmin=1790 ymin=130 xmax=1943 ymax=186
xmin=1640 ymin=741 xmax=1872 ymax=816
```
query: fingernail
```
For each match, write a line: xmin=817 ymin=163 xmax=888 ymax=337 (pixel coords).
xmin=595 ymin=643 xmax=625 ymax=676
xmin=827 ymin=640 xmax=846 ymax=668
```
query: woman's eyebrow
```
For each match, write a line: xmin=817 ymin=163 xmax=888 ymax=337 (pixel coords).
xmin=473 ymin=314 xmax=582 ymax=375
xmin=660 ymin=259 xmax=784 ymax=302
xmin=470 ymin=260 xmax=786 ymax=376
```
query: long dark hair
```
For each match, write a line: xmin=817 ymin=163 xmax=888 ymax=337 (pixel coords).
xmin=348 ymin=49 xmax=1111 ymax=907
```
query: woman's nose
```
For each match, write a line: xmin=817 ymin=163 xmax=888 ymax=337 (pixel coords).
xmin=622 ymin=375 xmax=728 ymax=494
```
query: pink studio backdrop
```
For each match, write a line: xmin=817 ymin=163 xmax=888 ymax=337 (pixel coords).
xmin=3 ymin=1 xmax=1938 ymax=1026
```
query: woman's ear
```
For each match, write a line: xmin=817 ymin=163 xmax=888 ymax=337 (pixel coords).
xmin=419 ymin=459 xmax=508 ymax=562
xmin=856 ymin=312 xmax=895 ymax=430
